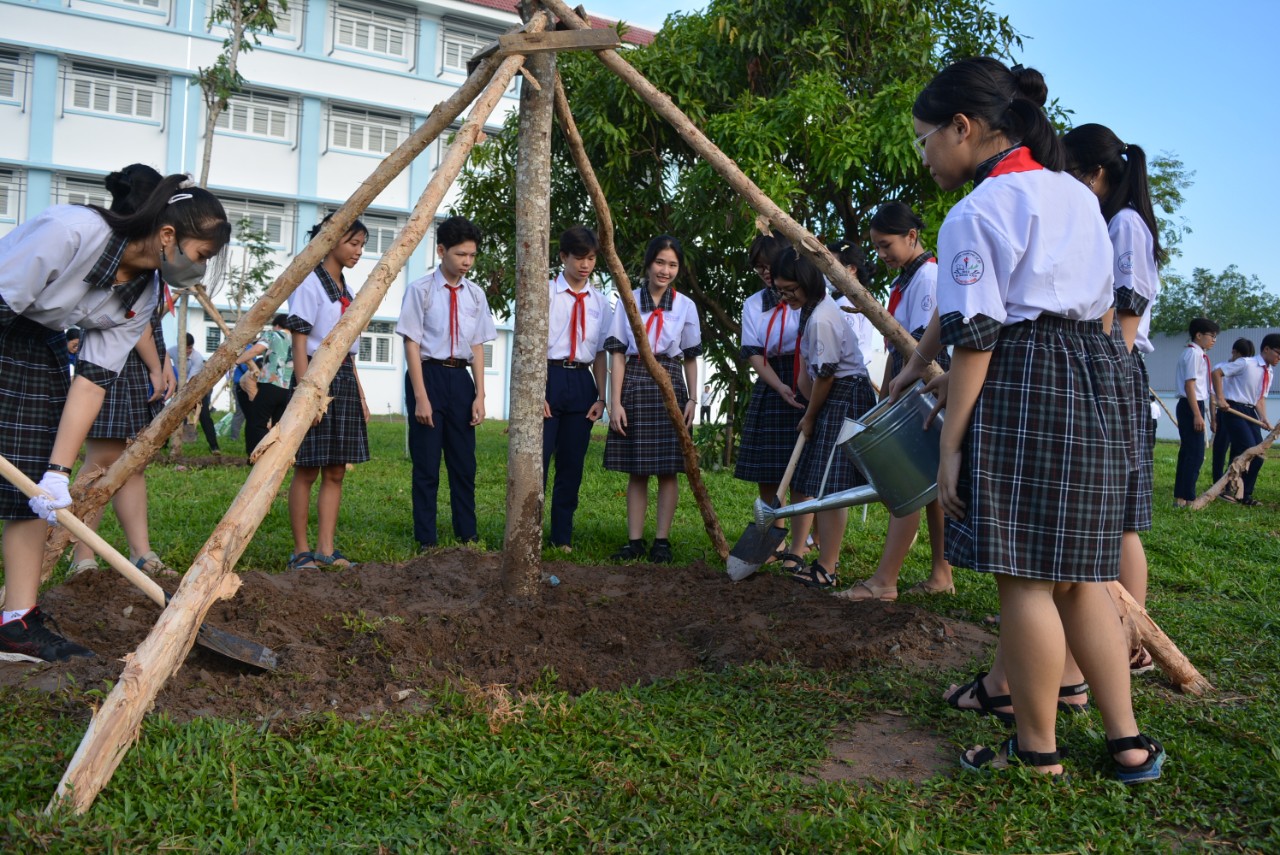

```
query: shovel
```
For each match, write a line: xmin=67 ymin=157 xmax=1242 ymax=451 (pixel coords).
xmin=725 ymin=433 xmax=806 ymax=582
xmin=0 ymin=454 xmax=278 ymax=670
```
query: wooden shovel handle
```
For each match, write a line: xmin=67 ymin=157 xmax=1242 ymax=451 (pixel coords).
xmin=0 ymin=454 xmax=168 ymax=609
xmin=774 ymin=433 xmax=807 ymax=504
xmin=1219 ymin=405 xmax=1269 ymax=429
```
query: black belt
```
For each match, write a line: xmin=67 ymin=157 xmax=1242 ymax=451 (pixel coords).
xmin=1226 ymin=400 xmax=1256 ymax=412
xmin=423 ymin=357 xmax=468 ymax=368
xmin=548 ymin=359 xmax=591 ymax=370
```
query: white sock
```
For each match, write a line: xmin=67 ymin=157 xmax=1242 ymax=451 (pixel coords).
xmin=2 ymin=608 xmax=34 ymax=625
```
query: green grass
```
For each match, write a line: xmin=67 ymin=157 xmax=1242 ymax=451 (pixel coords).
xmin=3 ymin=422 xmax=1279 ymax=852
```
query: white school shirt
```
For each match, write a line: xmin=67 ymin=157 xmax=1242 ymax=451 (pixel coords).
xmin=1109 ymin=207 xmax=1160 ymax=355
xmin=603 ymin=285 xmax=701 ymax=360
xmin=396 ymin=267 xmax=497 ymax=362
xmin=1176 ymin=342 xmax=1211 ymax=402
xmin=935 ymin=148 xmax=1114 ymax=351
xmin=1217 ymin=355 xmax=1271 ymax=404
xmin=167 ymin=346 xmax=206 ymax=381
xmin=285 ymin=265 xmax=360 ymax=357
xmin=545 ymin=273 xmax=610 ymax=363
xmin=0 ymin=205 xmax=158 ymax=385
xmin=831 ymin=293 xmax=878 ymax=369
xmin=882 ymin=255 xmax=938 ymax=353
xmin=801 ymin=294 xmax=867 ymax=380
xmin=740 ymin=288 xmax=802 ymax=360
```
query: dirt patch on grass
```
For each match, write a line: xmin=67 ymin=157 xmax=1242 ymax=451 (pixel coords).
xmin=2 ymin=548 xmax=989 ymax=725
xmin=806 ymin=712 xmax=954 ymax=785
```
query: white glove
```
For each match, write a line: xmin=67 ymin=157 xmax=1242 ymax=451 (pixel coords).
xmin=29 ymin=471 xmax=71 ymax=525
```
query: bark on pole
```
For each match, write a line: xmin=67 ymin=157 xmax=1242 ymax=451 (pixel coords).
xmin=501 ymin=40 xmax=556 ymax=596
xmin=552 ymin=75 xmax=729 ymax=560
xmin=540 ymin=0 xmax=940 ymax=379
xmin=1106 ymin=581 xmax=1213 ymax=695
xmin=47 ymin=21 xmax=549 ymax=814
xmin=37 ymin=54 xmax=506 ymax=580
xmin=1189 ymin=421 xmax=1280 ymax=510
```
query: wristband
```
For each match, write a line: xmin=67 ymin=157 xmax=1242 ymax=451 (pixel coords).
xmin=46 ymin=463 xmax=73 ymax=474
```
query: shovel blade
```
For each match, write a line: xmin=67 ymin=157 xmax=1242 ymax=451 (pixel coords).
xmin=195 ymin=621 xmax=279 ymax=670
xmin=725 ymin=521 xmax=787 ymax=582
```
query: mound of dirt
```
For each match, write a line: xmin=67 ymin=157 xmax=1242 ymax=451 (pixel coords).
xmin=1 ymin=549 xmax=990 ymax=722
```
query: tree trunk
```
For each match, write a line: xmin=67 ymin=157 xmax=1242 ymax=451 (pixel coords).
xmin=501 ymin=44 xmax=556 ymax=598
xmin=1189 ymin=421 xmax=1280 ymax=510
xmin=47 ymin=20 xmax=549 ymax=815
xmin=37 ymin=46 xmax=508 ymax=581
xmin=198 ymin=3 xmax=246 ymax=188
xmin=1106 ymin=581 xmax=1213 ymax=695
xmin=552 ymin=73 xmax=729 ymax=560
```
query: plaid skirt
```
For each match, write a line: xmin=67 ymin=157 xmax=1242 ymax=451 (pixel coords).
xmin=0 ymin=315 xmax=72 ymax=519
xmin=295 ymin=357 xmax=370 ymax=468
xmin=944 ymin=316 xmax=1128 ymax=581
xmin=88 ymin=350 xmax=162 ymax=440
xmin=792 ymin=374 xmax=876 ymax=498
xmin=604 ymin=355 xmax=690 ymax=475
xmin=734 ymin=354 xmax=806 ymax=483
xmin=1122 ymin=351 xmax=1155 ymax=531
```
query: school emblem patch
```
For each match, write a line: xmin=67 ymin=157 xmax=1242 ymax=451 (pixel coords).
xmin=921 ymin=294 xmax=934 ymax=313
xmin=1118 ymin=251 xmax=1134 ymax=276
xmin=951 ymin=251 xmax=983 ymax=285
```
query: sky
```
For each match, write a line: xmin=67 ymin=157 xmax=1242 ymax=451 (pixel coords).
xmin=586 ymin=0 xmax=1279 ymax=293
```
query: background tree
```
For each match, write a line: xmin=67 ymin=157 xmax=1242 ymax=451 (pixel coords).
xmin=225 ymin=217 xmax=278 ymax=323
xmin=1151 ymin=265 xmax=1280 ymax=334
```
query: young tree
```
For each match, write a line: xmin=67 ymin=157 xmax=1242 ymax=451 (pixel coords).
xmin=226 ymin=217 xmax=278 ymax=323
xmin=1151 ymin=265 xmax=1280 ymax=334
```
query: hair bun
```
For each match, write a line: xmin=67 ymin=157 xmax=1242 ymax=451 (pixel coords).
xmin=1011 ymin=64 xmax=1049 ymax=108
xmin=103 ymin=170 xmax=131 ymax=196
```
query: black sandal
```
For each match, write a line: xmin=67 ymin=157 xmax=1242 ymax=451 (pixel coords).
xmin=1108 ymin=734 xmax=1165 ymax=784
xmin=943 ymin=671 xmax=1015 ymax=724
xmin=776 ymin=552 xmax=806 ymax=572
xmin=961 ymin=734 xmax=1063 ymax=774
xmin=610 ymin=540 xmax=648 ymax=561
xmin=1057 ymin=680 xmax=1091 ymax=715
xmin=791 ymin=560 xmax=839 ymax=589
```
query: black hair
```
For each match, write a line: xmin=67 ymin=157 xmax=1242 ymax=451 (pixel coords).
xmin=1261 ymin=333 xmax=1280 ymax=352
xmin=1189 ymin=317 xmax=1220 ymax=337
xmin=89 ymin=174 xmax=232 ymax=250
xmin=869 ymin=201 xmax=925 ymax=237
xmin=913 ymin=57 xmax=1065 ymax=171
xmin=308 ymin=212 xmax=368 ymax=243
xmin=1229 ymin=337 xmax=1256 ymax=358
xmin=1062 ymin=124 xmax=1167 ymax=267
xmin=436 ymin=215 xmax=481 ymax=249
xmin=66 ymin=327 xmax=82 ymax=341
xmin=558 ymin=225 xmax=598 ymax=257
xmin=273 ymin=313 xmax=289 ymax=327
xmin=747 ymin=230 xmax=785 ymax=269
xmin=185 ymin=332 xmax=196 ymax=346
xmin=104 ymin=164 xmax=163 ymax=217
xmin=826 ymin=239 xmax=874 ymax=287
xmin=643 ymin=234 xmax=685 ymax=275
xmin=772 ymin=247 xmax=826 ymax=305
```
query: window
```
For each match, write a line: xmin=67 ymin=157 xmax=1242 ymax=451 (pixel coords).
xmin=215 ymin=90 xmax=293 ymax=141
xmin=267 ymin=0 xmax=297 ymax=37
xmin=0 ymin=50 xmax=24 ymax=102
xmin=361 ymin=212 xmax=402 ymax=255
xmin=329 ymin=106 xmax=404 ymax=155
xmin=0 ymin=169 xmax=19 ymax=221
xmin=67 ymin=63 xmax=162 ymax=121
xmin=440 ymin=28 xmax=488 ymax=73
xmin=220 ymin=197 xmax=293 ymax=249
xmin=334 ymin=2 xmax=410 ymax=58
xmin=119 ymin=0 xmax=162 ymax=7
xmin=358 ymin=321 xmax=396 ymax=366
xmin=59 ymin=176 xmax=111 ymax=209
xmin=205 ymin=326 xmax=222 ymax=354
xmin=482 ymin=342 xmax=493 ymax=369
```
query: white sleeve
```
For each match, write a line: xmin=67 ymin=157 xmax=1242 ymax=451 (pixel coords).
xmin=936 ymin=209 xmax=1014 ymax=351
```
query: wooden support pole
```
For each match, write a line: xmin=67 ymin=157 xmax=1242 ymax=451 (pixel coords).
xmin=1189 ymin=421 xmax=1280 ymax=510
xmin=498 ymin=28 xmax=620 ymax=54
xmin=37 ymin=51 xmax=507 ymax=581
xmin=502 ymin=30 xmax=556 ymax=597
xmin=46 ymin=16 xmax=550 ymax=814
xmin=539 ymin=0 xmax=941 ymax=380
xmin=553 ymin=74 xmax=729 ymax=560
xmin=1106 ymin=581 xmax=1213 ymax=695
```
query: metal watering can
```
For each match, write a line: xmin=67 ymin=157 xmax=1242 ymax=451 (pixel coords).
xmin=753 ymin=382 xmax=944 ymax=525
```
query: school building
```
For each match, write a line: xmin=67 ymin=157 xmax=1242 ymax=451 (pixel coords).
xmin=0 ymin=0 xmax=653 ymax=418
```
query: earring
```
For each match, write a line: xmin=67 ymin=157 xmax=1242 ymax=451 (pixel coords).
xmin=1088 ymin=178 xmax=1096 ymax=189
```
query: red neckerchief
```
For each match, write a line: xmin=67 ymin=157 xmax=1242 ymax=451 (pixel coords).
xmin=446 ymin=282 xmax=462 ymax=358
xmin=566 ymin=288 xmax=589 ymax=362
xmin=885 ymin=254 xmax=936 ymax=349
xmin=1261 ymin=359 xmax=1272 ymax=399
xmin=982 ymin=146 xmax=1044 ymax=182
xmin=644 ymin=286 xmax=674 ymax=350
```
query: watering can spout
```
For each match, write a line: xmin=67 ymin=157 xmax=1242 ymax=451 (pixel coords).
xmin=754 ymin=485 xmax=882 ymax=525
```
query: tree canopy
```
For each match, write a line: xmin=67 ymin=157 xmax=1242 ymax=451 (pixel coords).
xmin=1150 ymin=265 xmax=1280 ymax=334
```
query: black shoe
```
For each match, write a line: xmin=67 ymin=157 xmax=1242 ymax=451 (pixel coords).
xmin=648 ymin=540 xmax=674 ymax=564
xmin=0 ymin=608 xmax=95 ymax=662
xmin=610 ymin=539 xmax=647 ymax=561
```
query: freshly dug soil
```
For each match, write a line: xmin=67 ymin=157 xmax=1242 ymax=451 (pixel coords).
xmin=2 ymin=549 xmax=989 ymax=723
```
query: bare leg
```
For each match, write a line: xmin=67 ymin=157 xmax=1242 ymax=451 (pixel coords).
xmin=314 ymin=464 xmax=346 ymax=555
xmin=1119 ymin=531 xmax=1148 ymax=607
xmin=111 ymin=471 xmax=154 ymax=560
xmin=289 ymin=466 xmax=320 ymax=553
xmin=945 ymin=639 xmax=1087 ymax=717
xmin=626 ymin=474 xmax=648 ymax=540
xmin=923 ymin=500 xmax=954 ymax=590
xmin=865 ymin=510 xmax=920 ymax=592
xmin=72 ymin=439 xmax=126 ymax=564
xmin=655 ymin=474 xmax=679 ymax=539
xmin=812 ymin=506 xmax=849 ymax=575
xmin=2 ymin=520 xmax=46 ymax=612
xmin=989 ymin=575 xmax=1063 ymax=773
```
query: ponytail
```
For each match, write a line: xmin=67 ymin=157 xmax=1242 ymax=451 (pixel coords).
xmin=1063 ymin=123 xmax=1167 ymax=266
xmin=826 ymin=239 xmax=874 ymax=287
xmin=104 ymin=163 xmax=163 ymax=217
xmin=89 ymin=173 xmax=231 ymax=251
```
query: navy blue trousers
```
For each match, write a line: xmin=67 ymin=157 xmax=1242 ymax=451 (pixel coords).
xmin=407 ymin=364 xmax=478 ymax=546
xmin=543 ymin=364 xmax=599 ymax=547
xmin=1174 ymin=398 xmax=1207 ymax=500
xmin=1214 ymin=402 xmax=1265 ymax=498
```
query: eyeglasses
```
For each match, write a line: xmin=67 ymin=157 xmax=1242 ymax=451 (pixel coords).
xmin=912 ymin=124 xmax=945 ymax=158
xmin=774 ymin=283 xmax=803 ymax=298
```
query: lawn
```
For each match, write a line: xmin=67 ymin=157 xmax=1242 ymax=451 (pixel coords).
xmin=1 ymin=419 xmax=1278 ymax=852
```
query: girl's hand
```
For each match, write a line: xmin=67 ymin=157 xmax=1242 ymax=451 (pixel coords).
xmin=683 ymin=399 xmax=696 ymax=428
xmin=586 ymin=399 xmax=605 ymax=421
xmin=361 ymin=398 xmax=370 ymax=423
xmin=919 ymin=371 xmax=950 ymax=429
xmin=610 ymin=404 xmax=628 ymax=436
xmin=887 ymin=357 xmax=924 ymax=402
xmin=777 ymin=386 xmax=805 ymax=410
xmin=147 ymin=369 xmax=166 ymax=403
xmin=798 ymin=412 xmax=816 ymax=438
xmin=937 ymin=447 xmax=965 ymax=520
xmin=415 ymin=397 xmax=434 ymax=427
xmin=544 ymin=399 xmax=552 ymax=419
xmin=162 ymin=369 xmax=177 ymax=401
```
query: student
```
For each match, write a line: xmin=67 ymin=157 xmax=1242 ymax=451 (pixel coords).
xmin=774 ymin=246 xmax=876 ymax=590
xmin=603 ymin=235 xmax=701 ymax=564
xmin=1212 ymin=333 xmax=1278 ymax=506
xmin=0 ymin=176 xmax=230 ymax=662
xmin=1173 ymin=317 xmax=1219 ymax=507
xmin=834 ymin=215 xmax=954 ymax=601
xmin=69 ymin=164 xmax=179 ymax=580
xmin=169 ymin=333 xmax=221 ymax=454
xmin=733 ymin=231 xmax=810 ymax=569
xmin=235 ymin=314 xmax=293 ymax=456
xmin=398 ymin=215 xmax=496 ymax=551
xmin=828 ymin=242 xmax=879 ymax=371
xmin=700 ymin=384 xmax=713 ymax=424
xmin=1210 ymin=338 xmax=1255 ymax=493
xmin=65 ymin=328 xmax=81 ymax=365
xmin=893 ymin=58 xmax=1162 ymax=781
xmin=543 ymin=225 xmax=610 ymax=551
xmin=284 ymin=216 xmax=371 ymax=570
